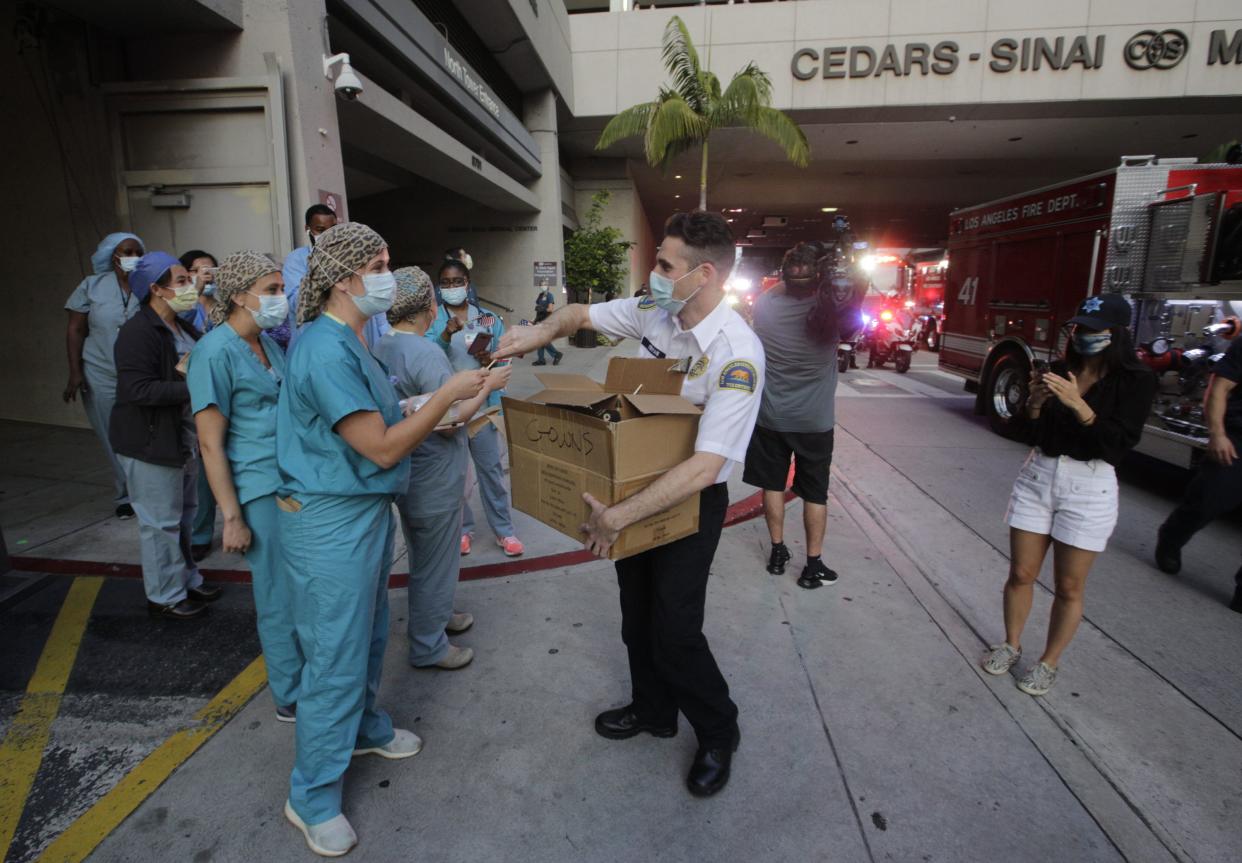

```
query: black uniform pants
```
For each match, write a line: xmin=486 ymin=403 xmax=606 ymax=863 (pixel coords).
xmin=615 ymin=483 xmax=737 ymax=748
xmin=1160 ymin=433 xmax=1242 ymax=587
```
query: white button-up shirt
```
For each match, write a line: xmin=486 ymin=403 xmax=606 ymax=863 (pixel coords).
xmin=589 ymin=295 xmax=765 ymax=483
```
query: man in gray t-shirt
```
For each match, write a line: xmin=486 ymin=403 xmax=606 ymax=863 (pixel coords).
xmin=742 ymin=242 xmax=853 ymax=589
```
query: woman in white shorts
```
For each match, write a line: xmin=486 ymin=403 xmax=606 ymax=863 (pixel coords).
xmin=981 ymin=294 xmax=1156 ymax=696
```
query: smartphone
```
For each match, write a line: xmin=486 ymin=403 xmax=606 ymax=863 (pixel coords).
xmin=466 ymin=331 xmax=492 ymax=356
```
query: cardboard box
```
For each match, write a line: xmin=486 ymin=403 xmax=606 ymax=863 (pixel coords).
xmin=502 ymin=358 xmax=702 ymax=560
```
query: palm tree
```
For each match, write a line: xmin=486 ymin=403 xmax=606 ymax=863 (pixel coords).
xmin=596 ymin=15 xmax=809 ymax=210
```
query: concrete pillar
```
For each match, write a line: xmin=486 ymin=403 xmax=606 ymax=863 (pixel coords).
xmin=520 ymin=88 xmax=566 ymax=307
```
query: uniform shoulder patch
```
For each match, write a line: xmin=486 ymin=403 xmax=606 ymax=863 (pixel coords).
xmin=718 ymin=360 xmax=757 ymax=393
xmin=636 ymin=295 xmax=657 ymax=311
xmin=688 ymin=355 xmax=710 ymax=379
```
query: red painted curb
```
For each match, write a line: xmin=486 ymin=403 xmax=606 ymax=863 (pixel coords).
xmin=10 ymin=485 xmax=794 ymax=587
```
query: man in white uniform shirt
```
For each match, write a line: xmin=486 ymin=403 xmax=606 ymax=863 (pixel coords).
xmin=495 ymin=211 xmax=764 ymax=797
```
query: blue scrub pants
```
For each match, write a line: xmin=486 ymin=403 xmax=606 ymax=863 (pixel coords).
xmin=461 ymin=423 xmax=515 ymax=539
xmin=118 ymin=454 xmax=203 ymax=605
xmin=191 ymin=465 xmax=217 ymax=546
xmin=281 ymin=493 xmax=396 ymax=825
xmin=242 ymin=494 xmax=303 ymax=708
xmin=81 ymin=369 xmax=129 ymax=506
xmin=397 ymin=507 xmax=461 ymax=666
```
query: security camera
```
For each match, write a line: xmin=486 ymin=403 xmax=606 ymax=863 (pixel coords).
xmin=323 ymin=53 xmax=363 ymax=101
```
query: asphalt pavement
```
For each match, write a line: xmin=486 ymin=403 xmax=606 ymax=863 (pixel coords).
xmin=1 ymin=347 xmax=1239 ymax=863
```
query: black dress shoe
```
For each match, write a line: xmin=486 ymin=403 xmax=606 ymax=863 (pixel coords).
xmin=1154 ymin=529 xmax=1181 ymax=575
xmin=147 ymin=598 xmax=207 ymax=620
xmin=188 ymin=584 xmax=223 ymax=602
xmin=687 ymin=728 xmax=740 ymax=798
xmin=191 ymin=543 xmax=212 ymax=562
xmin=594 ymin=705 xmax=677 ymax=740
xmin=115 ymin=504 xmax=135 ymax=520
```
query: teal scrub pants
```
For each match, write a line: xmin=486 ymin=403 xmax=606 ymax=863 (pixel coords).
xmin=397 ymin=506 xmax=461 ymax=666
xmin=461 ymin=423 xmax=515 ymax=539
xmin=81 ymin=368 xmax=129 ymax=506
xmin=281 ymin=493 xmax=396 ymax=825
xmin=191 ymin=464 xmax=217 ymax=546
xmin=242 ymin=494 xmax=303 ymax=708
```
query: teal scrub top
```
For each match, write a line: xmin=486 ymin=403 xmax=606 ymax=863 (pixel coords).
xmin=427 ymin=302 xmax=507 ymax=409
xmin=186 ymin=323 xmax=286 ymax=505
xmin=277 ymin=314 xmax=409 ymax=497
xmin=64 ymin=272 xmax=140 ymax=382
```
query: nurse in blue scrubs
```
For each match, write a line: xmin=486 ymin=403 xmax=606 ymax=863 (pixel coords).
xmin=63 ymin=232 xmax=145 ymax=518
xmin=187 ymin=251 xmax=303 ymax=722
xmin=275 ymin=222 xmax=486 ymax=857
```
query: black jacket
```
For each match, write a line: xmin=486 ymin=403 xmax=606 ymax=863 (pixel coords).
xmin=109 ymin=305 xmax=201 ymax=467
xmin=1024 ymin=365 xmax=1158 ymax=466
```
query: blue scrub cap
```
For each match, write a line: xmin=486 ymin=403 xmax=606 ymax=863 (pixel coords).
xmin=129 ymin=251 xmax=180 ymax=303
xmin=91 ymin=232 xmax=143 ymax=275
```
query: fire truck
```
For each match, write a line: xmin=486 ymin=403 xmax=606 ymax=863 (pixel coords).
xmin=939 ymin=155 xmax=1242 ymax=468
xmin=898 ymin=251 xmax=949 ymax=351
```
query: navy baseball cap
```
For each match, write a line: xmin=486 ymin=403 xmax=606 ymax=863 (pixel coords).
xmin=128 ymin=251 xmax=180 ymax=303
xmin=1067 ymin=293 xmax=1131 ymax=330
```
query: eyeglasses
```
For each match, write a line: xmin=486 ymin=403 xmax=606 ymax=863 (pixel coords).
xmin=439 ymin=277 xmax=468 ymax=287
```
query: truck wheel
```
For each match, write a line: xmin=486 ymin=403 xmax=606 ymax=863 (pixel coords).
xmin=838 ymin=353 xmax=850 ymax=374
xmin=928 ymin=329 xmax=941 ymax=352
xmin=986 ymin=352 xmax=1029 ymax=439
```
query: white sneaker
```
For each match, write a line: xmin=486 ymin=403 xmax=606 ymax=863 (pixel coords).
xmin=980 ymin=643 xmax=1021 ymax=676
xmin=352 ymin=728 xmax=423 ymax=760
xmin=415 ymin=643 xmax=474 ymax=670
xmin=284 ymin=801 xmax=357 ymax=857
xmin=1017 ymin=661 xmax=1058 ymax=696
xmin=446 ymin=611 xmax=474 ymax=634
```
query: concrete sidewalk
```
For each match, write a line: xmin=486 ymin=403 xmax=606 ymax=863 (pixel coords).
xmin=80 ymin=445 xmax=1142 ymax=863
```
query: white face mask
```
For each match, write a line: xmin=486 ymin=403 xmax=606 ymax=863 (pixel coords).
xmin=246 ymin=292 xmax=289 ymax=329
xmin=353 ymin=271 xmax=396 ymax=317
xmin=117 ymin=255 xmax=141 ymax=273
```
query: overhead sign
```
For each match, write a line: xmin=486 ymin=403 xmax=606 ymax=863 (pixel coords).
xmin=441 ymin=45 xmax=501 ymax=120
xmin=534 ymin=261 xmax=558 ymax=287
xmin=791 ymin=27 xmax=1241 ymax=80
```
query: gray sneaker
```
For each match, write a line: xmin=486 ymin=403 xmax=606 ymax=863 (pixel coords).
xmin=1017 ymin=661 xmax=1058 ymax=696
xmin=981 ymin=643 xmax=1021 ymax=676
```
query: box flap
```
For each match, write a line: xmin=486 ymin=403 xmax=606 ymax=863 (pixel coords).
xmin=623 ymin=393 xmax=702 ymax=416
xmin=533 ymin=372 xmax=603 ymax=392
xmin=604 ymin=357 xmax=685 ymax=396
xmin=535 ymin=389 xmax=616 ymax=409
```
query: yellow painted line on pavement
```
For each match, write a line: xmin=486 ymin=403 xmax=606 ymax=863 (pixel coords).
xmin=0 ymin=576 xmax=103 ymax=858
xmin=35 ymin=655 xmax=267 ymax=863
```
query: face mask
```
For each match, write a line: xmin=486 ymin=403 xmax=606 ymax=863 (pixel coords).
xmin=117 ymin=255 xmax=141 ymax=273
xmin=307 ymin=230 xmax=318 ymax=247
xmin=165 ymin=282 xmax=199 ymax=313
xmin=246 ymin=292 xmax=289 ymax=329
xmin=202 ymin=284 xmax=216 ymax=298
xmin=352 ymin=271 xmax=396 ymax=318
xmin=648 ymin=265 xmax=703 ymax=315
xmin=441 ymin=286 xmax=468 ymax=306
xmin=1072 ymin=331 xmax=1112 ymax=355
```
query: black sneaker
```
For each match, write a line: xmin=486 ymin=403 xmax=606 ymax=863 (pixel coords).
xmin=766 ymin=543 xmax=791 ymax=575
xmin=798 ymin=559 xmax=838 ymax=590
xmin=531 ymin=360 xmax=547 ymax=366
xmin=1230 ymin=583 xmax=1242 ymax=614
xmin=552 ymin=355 xmax=562 ymax=366
xmin=116 ymin=503 xmax=135 ymax=520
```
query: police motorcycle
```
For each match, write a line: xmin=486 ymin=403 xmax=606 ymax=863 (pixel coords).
xmin=862 ymin=301 xmax=916 ymax=373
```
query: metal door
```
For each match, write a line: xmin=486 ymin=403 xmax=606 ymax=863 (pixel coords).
xmin=106 ymin=56 xmax=293 ymax=261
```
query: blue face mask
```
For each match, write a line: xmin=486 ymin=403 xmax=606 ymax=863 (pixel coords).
xmin=1072 ymin=330 xmax=1112 ymax=355
xmin=247 ymin=292 xmax=289 ymax=329
xmin=441 ymin=286 xmax=468 ymax=307
xmin=648 ymin=265 xmax=703 ymax=315
xmin=353 ymin=271 xmax=396 ymax=318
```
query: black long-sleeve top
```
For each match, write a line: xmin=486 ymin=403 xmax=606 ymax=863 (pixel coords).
xmin=1023 ymin=366 xmax=1158 ymax=466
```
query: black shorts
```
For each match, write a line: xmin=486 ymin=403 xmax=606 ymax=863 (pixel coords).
xmin=742 ymin=425 xmax=834 ymax=505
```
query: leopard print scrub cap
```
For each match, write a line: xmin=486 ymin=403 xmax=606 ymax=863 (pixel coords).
xmin=387 ymin=266 xmax=434 ymax=326
xmin=296 ymin=221 xmax=386 ymax=325
xmin=210 ymin=251 xmax=280 ymax=327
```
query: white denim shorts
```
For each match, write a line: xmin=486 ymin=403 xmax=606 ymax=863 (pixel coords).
xmin=1005 ymin=449 xmax=1119 ymax=552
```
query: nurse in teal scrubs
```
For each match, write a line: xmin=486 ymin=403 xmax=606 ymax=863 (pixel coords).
xmin=187 ymin=251 xmax=303 ymax=722
xmin=275 ymin=222 xmax=486 ymax=857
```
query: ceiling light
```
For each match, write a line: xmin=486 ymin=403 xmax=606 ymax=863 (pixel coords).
xmin=674 ymin=194 xmax=680 ymax=199
xmin=821 ymin=207 xmax=838 ymax=213
xmin=1008 ymin=136 xmax=1023 ymax=142
xmin=674 ymin=174 xmax=682 ymax=179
